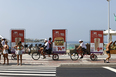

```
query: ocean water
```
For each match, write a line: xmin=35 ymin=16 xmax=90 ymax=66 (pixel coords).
xmin=9 ymin=41 xmax=106 ymax=50
xmin=25 ymin=41 xmax=89 ymax=50
xmin=67 ymin=41 xmax=90 ymax=49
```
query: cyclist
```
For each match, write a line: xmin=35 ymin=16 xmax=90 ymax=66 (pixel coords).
xmin=76 ymin=40 xmax=87 ymax=59
xmin=40 ymin=39 xmax=49 ymax=59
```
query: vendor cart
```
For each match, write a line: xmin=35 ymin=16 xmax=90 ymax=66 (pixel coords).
xmin=32 ymin=29 xmax=67 ymax=61
xmin=70 ymin=30 xmax=104 ymax=61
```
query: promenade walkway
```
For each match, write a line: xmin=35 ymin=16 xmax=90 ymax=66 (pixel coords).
xmin=0 ymin=54 xmax=116 ymax=67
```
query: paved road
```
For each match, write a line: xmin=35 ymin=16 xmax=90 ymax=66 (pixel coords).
xmin=0 ymin=66 xmax=56 ymax=77
xmin=56 ymin=66 xmax=116 ymax=77
xmin=1 ymin=65 xmax=116 ymax=77
xmin=0 ymin=54 xmax=116 ymax=77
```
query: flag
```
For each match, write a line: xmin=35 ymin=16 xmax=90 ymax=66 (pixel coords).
xmin=114 ymin=14 xmax=116 ymax=21
xmin=107 ymin=0 xmax=111 ymax=2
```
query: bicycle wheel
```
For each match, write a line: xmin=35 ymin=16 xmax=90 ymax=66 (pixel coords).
xmin=52 ymin=54 xmax=59 ymax=61
xmin=90 ymin=54 xmax=97 ymax=61
xmin=11 ymin=54 xmax=17 ymax=60
xmin=70 ymin=52 xmax=79 ymax=61
xmin=32 ymin=52 xmax=40 ymax=60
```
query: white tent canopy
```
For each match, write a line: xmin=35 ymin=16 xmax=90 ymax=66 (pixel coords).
xmin=103 ymin=29 xmax=116 ymax=35
xmin=103 ymin=29 xmax=116 ymax=41
xmin=0 ymin=35 xmax=3 ymax=39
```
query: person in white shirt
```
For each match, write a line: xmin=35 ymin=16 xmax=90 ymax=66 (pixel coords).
xmin=40 ymin=39 xmax=49 ymax=59
xmin=44 ymin=39 xmax=49 ymax=50
xmin=1 ymin=38 xmax=5 ymax=46
xmin=77 ymin=40 xmax=87 ymax=59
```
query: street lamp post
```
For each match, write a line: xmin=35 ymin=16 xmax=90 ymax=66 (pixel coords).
xmin=107 ymin=0 xmax=111 ymax=43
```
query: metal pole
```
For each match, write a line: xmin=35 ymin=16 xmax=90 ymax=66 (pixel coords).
xmin=107 ymin=0 xmax=110 ymax=43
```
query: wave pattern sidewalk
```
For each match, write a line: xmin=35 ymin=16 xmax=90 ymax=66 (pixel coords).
xmin=0 ymin=54 xmax=116 ymax=67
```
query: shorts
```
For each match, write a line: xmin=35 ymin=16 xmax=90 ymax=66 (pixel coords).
xmin=16 ymin=50 xmax=22 ymax=55
xmin=3 ymin=50 xmax=8 ymax=54
xmin=82 ymin=48 xmax=86 ymax=52
xmin=48 ymin=48 xmax=52 ymax=54
xmin=106 ymin=51 xmax=110 ymax=54
xmin=43 ymin=49 xmax=48 ymax=52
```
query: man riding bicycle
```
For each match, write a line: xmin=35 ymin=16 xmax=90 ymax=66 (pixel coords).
xmin=40 ymin=39 xmax=49 ymax=59
xmin=76 ymin=40 xmax=87 ymax=59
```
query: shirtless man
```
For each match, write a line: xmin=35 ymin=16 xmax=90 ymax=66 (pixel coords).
xmin=104 ymin=41 xmax=113 ymax=63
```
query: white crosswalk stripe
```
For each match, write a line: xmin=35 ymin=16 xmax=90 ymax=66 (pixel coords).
xmin=0 ymin=67 xmax=56 ymax=77
xmin=103 ymin=67 xmax=116 ymax=73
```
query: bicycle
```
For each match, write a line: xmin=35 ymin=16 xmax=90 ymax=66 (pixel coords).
xmin=70 ymin=48 xmax=97 ymax=61
xmin=31 ymin=46 xmax=59 ymax=61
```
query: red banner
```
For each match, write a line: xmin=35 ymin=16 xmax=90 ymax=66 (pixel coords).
xmin=52 ymin=29 xmax=66 ymax=54
xmin=90 ymin=30 xmax=103 ymax=53
xmin=11 ymin=30 xmax=24 ymax=42
xmin=91 ymin=31 xmax=103 ymax=43
xmin=52 ymin=30 xmax=66 ymax=42
xmin=11 ymin=30 xmax=25 ymax=52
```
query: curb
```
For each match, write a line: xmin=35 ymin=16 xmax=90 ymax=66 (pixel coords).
xmin=59 ymin=63 xmax=116 ymax=67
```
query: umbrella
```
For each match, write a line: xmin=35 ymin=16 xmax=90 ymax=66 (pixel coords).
xmin=0 ymin=35 xmax=4 ymax=39
xmin=103 ymin=29 xmax=116 ymax=36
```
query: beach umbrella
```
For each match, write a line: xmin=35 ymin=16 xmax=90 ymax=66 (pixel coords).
xmin=0 ymin=35 xmax=4 ymax=40
xmin=103 ymin=29 xmax=116 ymax=41
xmin=103 ymin=29 xmax=116 ymax=35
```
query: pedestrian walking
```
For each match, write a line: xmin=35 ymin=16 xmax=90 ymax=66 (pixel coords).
xmin=104 ymin=41 xmax=113 ymax=63
xmin=3 ymin=40 xmax=9 ymax=65
xmin=14 ymin=41 xmax=24 ymax=65
xmin=0 ymin=40 xmax=3 ymax=64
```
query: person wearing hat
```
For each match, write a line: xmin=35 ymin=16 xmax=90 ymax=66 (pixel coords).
xmin=40 ymin=39 xmax=49 ymax=59
xmin=76 ymin=40 xmax=87 ymax=59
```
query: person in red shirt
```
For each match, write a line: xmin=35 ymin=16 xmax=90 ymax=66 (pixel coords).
xmin=48 ymin=37 xmax=52 ymax=57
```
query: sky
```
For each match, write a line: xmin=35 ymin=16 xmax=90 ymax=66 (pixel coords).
xmin=0 ymin=0 xmax=116 ymax=42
